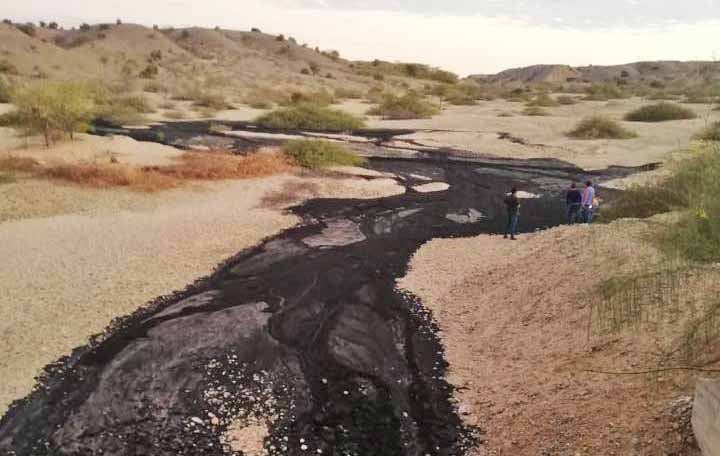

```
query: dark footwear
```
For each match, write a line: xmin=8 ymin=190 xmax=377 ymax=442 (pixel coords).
xmin=503 ymin=235 xmax=508 ymax=239
xmin=510 ymin=236 xmax=517 ymax=240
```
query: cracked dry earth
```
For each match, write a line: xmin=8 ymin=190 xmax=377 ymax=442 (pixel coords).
xmin=0 ymin=127 xmax=654 ymax=455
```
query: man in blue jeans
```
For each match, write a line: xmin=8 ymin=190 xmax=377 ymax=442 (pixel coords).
xmin=581 ymin=180 xmax=596 ymax=223
xmin=566 ymin=182 xmax=582 ymax=224
xmin=504 ymin=187 xmax=520 ymax=240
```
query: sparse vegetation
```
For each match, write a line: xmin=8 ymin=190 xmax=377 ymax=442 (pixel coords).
xmin=255 ymin=105 xmax=365 ymax=131
xmin=0 ymin=78 xmax=12 ymax=103
xmin=193 ymin=92 xmax=231 ymax=110
xmin=695 ymin=121 xmax=720 ymax=141
xmin=0 ymin=150 xmax=292 ymax=191
xmin=281 ymin=89 xmax=336 ymax=107
xmin=262 ymin=180 xmax=321 ymax=207
xmin=557 ymin=95 xmax=578 ymax=105
xmin=584 ymin=83 xmax=626 ymax=101
xmin=526 ymin=93 xmax=558 ymax=107
xmin=367 ymin=93 xmax=440 ymax=119
xmin=334 ymin=87 xmax=363 ymax=100
xmin=522 ymin=106 xmax=550 ymax=116
xmin=0 ymin=59 xmax=18 ymax=75
xmin=567 ymin=116 xmax=638 ymax=140
xmin=282 ymin=139 xmax=364 ymax=169
xmin=624 ymin=102 xmax=697 ymax=122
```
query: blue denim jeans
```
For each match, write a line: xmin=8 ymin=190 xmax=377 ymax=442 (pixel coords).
xmin=505 ymin=212 xmax=519 ymax=237
xmin=567 ymin=203 xmax=581 ymax=224
xmin=582 ymin=206 xmax=595 ymax=224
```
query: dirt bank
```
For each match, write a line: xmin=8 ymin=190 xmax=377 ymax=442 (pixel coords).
xmin=399 ymin=221 xmax=720 ymax=455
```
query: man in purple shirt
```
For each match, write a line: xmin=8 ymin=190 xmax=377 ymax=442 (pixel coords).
xmin=581 ymin=180 xmax=596 ymax=224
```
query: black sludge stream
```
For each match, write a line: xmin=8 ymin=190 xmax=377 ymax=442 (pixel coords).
xmin=0 ymin=122 xmax=653 ymax=456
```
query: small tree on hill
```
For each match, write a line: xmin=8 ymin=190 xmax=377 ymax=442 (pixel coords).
xmin=48 ymin=22 xmax=58 ymax=30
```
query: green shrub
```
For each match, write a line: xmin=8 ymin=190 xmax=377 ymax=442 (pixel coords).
xmin=0 ymin=59 xmax=18 ymax=75
xmin=255 ymin=104 xmax=366 ymax=131
xmin=695 ymin=121 xmax=720 ymax=141
xmin=567 ymin=116 xmax=638 ymax=140
xmin=522 ymin=106 xmax=550 ymax=116
xmin=367 ymin=93 xmax=440 ymax=119
xmin=0 ymin=78 xmax=12 ymax=103
xmin=624 ymin=102 xmax=697 ymax=122
xmin=282 ymin=139 xmax=364 ymax=169
xmin=280 ymin=89 xmax=335 ymax=107
xmin=8 ymin=81 xmax=96 ymax=145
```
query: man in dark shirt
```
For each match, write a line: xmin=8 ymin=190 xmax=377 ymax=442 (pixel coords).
xmin=504 ymin=187 xmax=520 ymax=240
xmin=566 ymin=182 xmax=582 ymax=224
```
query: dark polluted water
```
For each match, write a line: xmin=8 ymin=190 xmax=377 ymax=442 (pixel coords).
xmin=0 ymin=124 xmax=653 ymax=456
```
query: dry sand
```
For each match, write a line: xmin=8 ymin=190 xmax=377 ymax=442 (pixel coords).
xmin=339 ymin=98 xmax=719 ymax=170
xmin=0 ymin=172 xmax=403 ymax=414
xmin=399 ymin=221 xmax=719 ymax=455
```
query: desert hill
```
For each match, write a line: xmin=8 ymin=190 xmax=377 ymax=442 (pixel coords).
xmin=469 ymin=61 xmax=720 ymax=87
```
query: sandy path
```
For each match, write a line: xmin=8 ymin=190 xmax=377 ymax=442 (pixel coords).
xmin=0 ymin=174 xmax=403 ymax=413
xmin=399 ymin=222 xmax=716 ymax=455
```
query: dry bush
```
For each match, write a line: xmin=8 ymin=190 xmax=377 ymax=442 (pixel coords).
xmin=567 ymin=116 xmax=638 ymax=139
xmin=3 ymin=151 xmax=293 ymax=192
xmin=164 ymin=110 xmax=186 ymax=119
xmin=0 ymin=155 xmax=41 ymax=173
xmin=694 ymin=121 xmax=720 ymax=142
xmin=157 ymin=151 xmax=293 ymax=181
xmin=41 ymin=162 xmax=178 ymax=191
xmin=557 ymin=95 xmax=578 ymax=105
xmin=261 ymin=180 xmax=321 ymax=207
xmin=526 ymin=93 xmax=558 ymax=107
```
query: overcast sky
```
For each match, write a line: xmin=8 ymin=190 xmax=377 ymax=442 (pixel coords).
xmin=4 ymin=0 xmax=720 ymax=75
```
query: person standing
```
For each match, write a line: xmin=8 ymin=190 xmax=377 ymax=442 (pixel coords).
xmin=581 ymin=181 xmax=596 ymax=224
xmin=566 ymin=182 xmax=582 ymax=224
xmin=504 ymin=187 xmax=520 ymax=240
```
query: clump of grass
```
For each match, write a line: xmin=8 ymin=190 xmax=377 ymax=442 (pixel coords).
xmin=522 ymin=106 xmax=550 ymax=116
xmin=280 ymin=89 xmax=335 ymax=107
xmin=694 ymin=121 xmax=720 ymax=141
xmin=193 ymin=92 xmax=231 ymax=110
xmin=96 ymin=94 xmax=154 ymax=125
xmin=604 ymin=144 xmax=720 ymax=262
xmin=557 ymin=95 xmax=578 ymax=105
xmin=526 ymin=93 xmax=558 ymax=107
xmin=584 ymin=83 xmax=626 ymax=101
xmin=567 ymin=116 xmax=638 ymax=140
xmin=0 ymin=59 xmax=19 ymax=75
xmin=624 ymin=102 xmax=697 ymax=122
xmin=242 ymin=87 xmax=286 ymax=109
xmin=282 ymin=139 xmax=364 ymax=169
xmin=334 ymin=87 xmax=363 ymax=100
xmin=367 ymin=93 xmax=440 ymax=119
xmin=0 ymin=78 xmax=12 ymax=103
xmin=158 ymin=100 xmax=177 ymax=110
xmin=255 ymin=105 xmax=365 ymax=131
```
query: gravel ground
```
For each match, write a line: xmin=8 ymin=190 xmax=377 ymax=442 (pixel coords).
xmin=0 ymin=173 xmax=403 ymax=413
xmin=399 ymin=220 xmax=717 ymax=455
